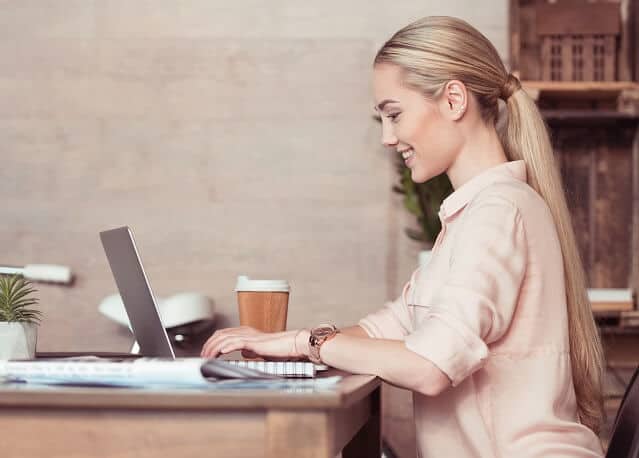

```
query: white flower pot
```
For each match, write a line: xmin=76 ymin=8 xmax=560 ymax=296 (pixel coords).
xmin=0 ymin=322 xmax=37 ymax=360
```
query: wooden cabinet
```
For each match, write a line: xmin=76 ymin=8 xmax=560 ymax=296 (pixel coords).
xmin=511 ymin=0 xmax=638 ymax=82
xmin=512 ymin=0 xmax=639 ymax=295
xmin=536 ymin=2 xmax=621 ymax=81
xmin=542 ymin=106 xmax=639 ymax=292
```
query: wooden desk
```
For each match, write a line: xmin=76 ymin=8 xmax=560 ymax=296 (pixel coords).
xmin=0 ymin=372 xmax=380 ymax=458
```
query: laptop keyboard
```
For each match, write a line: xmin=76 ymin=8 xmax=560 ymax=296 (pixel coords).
xmin=224 ymin=360 xmax=328 ymax=378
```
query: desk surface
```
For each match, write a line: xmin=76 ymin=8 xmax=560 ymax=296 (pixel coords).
xmin=0 ymin=371 xmax=378 ymax=409
xmin=0 ymin=371 xmax=381 ymax=458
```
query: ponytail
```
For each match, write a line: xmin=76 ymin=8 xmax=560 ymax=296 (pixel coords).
xmin=501 ymin=87 xmax=604 ymax=433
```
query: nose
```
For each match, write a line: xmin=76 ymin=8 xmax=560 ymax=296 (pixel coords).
xmin=381 ymin=122 xmax=398 ymax=147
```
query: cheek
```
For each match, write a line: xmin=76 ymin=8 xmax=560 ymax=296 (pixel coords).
xmin=420 ymin=123 xmax=458 ymax=157
xmin=396 ymin=114 xmax=423 ymax=142
xmin=411 ymin=121 xmax=460 ymax=181
xmin=399 ymin=109 xmax=441 ymax=148
xmin=412 ymin=118 xmax=451 ymax=157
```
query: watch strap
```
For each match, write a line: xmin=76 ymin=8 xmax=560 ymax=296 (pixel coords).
xmin=308 ymin=324 xmax=339 ymax=364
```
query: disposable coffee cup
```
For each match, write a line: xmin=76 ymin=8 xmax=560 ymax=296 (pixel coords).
xmin=235 ymin=276 xmax=290 ymax=333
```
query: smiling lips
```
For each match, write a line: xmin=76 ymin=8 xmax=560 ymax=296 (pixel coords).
xmin=399 ymin=148 xmax=415 ymax=166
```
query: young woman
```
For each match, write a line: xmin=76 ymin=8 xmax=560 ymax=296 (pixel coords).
xmin=202 ymin=16 xmax=605 ymax=457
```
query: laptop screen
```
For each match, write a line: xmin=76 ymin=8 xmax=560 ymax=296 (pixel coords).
xmin=100 ymin=226 xmax=175 ymax=359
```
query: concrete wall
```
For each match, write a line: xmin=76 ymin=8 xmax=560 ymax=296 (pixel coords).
xmin=1 ymin=2 xmax=508 ymax=456
xmin=0 ymin=1 xmax=508 ymax=354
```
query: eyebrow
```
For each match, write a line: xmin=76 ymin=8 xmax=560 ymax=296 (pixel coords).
xmin=375 ymin=99 xmax=399 ymax=112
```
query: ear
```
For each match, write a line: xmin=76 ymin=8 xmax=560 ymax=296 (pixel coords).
xmin=440 ymin=80 xmax=467 ymax=121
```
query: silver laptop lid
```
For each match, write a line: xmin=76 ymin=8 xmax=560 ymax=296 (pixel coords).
xmin=100 ymin=226 xmax=175 ymax=359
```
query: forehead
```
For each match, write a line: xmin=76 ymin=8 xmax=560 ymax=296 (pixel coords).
xmin=373 ymin=63 xmax=420 ymax=106
xmin=373 ymin=64 xmax=404 ymax=95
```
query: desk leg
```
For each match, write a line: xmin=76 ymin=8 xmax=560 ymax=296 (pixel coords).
xmin=266 ymin=410 xmax=332 ymax=458
xmin=342 ymin=387 xmax=381 ymax=458
xmin=266 ymin=386 xmax=381 ymax=458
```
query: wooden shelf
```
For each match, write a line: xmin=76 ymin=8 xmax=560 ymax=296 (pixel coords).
xmin=593 ymin=302 xmax=636 ymax=314
xmin=523 ymin=81 xmax=639 ymax=91
xmin=523 ymin=80 xmax=639 ymax=99
xmin=523 ymin=81 xmax=639 ymax=116
xmin=541 ymin=110 xmax=639 ymax=121
xmin=541 ymin=110 xmax=639 ymax=120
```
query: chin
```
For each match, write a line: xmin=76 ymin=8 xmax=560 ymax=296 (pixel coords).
xmin=410 ymin=168 xmax=434 ymax=184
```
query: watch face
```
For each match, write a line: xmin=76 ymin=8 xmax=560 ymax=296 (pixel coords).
xmin=309 ymin=324 xmax=337 ymax=364
xmin=310 ymin=324 xmax=337 ymax=347
xmin=313 ymin=326 xmax=335 ymax=338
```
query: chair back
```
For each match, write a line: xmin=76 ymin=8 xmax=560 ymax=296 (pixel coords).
xmin=606 ymin=366 xmax=639 ymax=458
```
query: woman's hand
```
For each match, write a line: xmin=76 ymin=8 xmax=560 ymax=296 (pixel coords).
xmin=200 ymin=326 xmax=309 ymax=359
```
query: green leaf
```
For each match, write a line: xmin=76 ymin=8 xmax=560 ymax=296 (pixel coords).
xmin=393 ymin=162 xmax=453 ymax=245
xmin=0 ymin=275 xmax=40 ymax=324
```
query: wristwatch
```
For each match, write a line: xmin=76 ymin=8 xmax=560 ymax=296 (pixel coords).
xmin=308 ymin=323 xmax=339 ymax=364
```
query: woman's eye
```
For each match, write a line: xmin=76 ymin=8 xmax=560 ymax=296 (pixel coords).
xmin=387 ymin=112 xmax=401 ymax=122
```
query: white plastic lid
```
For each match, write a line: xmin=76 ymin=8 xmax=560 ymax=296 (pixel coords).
xmin=235 ymin=275 xmax=290 ymax=292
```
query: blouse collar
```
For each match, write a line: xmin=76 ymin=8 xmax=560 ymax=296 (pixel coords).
xmin=438 ymin=160 xmax=527 ymax=222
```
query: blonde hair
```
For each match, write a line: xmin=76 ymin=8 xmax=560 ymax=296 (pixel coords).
xmin=376 ymin=16 xmax=604 ymax=434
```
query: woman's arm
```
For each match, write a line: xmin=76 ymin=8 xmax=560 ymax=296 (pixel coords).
xmin=202 ymin=325 xmax=451 ymax=396
xmin=295 ymin=329 xmax=450 ymax=396
xmin=338 ymin=325 xmax=370 ymax=338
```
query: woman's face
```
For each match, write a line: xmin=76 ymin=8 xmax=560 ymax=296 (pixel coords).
xmin=373 ymin=63 xmax=463 ymax=183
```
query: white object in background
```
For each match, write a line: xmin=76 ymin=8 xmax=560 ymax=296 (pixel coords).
xmin=419 ymin=250 xmax=433 ymax=267
xmin=0 ymin=322 xmax=37 ymax=360
xmin=0 ymin=264 xmax=73 ymax=284
xmin=98 ymin=292 xmax=215 ymax=329
xmin=587 ymin=288 xmax=634 ymax=313
xmin=587 ymin=288 xmax=633 ymax=303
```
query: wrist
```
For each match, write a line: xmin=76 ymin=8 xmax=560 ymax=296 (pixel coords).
xmin=308 ymin=323 xmax=339 ymax=364
xmin=294 ymin=329 xmax=311 ymax=358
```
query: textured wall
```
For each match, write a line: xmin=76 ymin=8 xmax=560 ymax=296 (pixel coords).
xmin=0 ymin=1 xmax=508 ymax=356
xmin=1 ymin=3 xmax=508 ymax=457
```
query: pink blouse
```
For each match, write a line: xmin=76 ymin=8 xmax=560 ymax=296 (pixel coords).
xmin=359 ymin=161 xmax=603 ymax=457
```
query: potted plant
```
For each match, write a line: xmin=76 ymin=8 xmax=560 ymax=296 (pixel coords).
xmin=0 ymin=275 xmax=41 ymax=359
xmin=392 ymin=154 xmax=453 ymax=265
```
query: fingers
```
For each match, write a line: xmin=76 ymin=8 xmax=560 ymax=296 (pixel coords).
xmin=209 ymin=336 xmax=248 ymax=356
xmin=201 ymin=329 xmax=229 ymax=357
xmin=200 ymin=327 xmax=261 ymax=358
xmin=199 ymin=327 xmax=295 ymax=359
xmin=241 ymin=349 xmax=259 ymax=359
xmin=201 ymin=334 xmax=237 ymax=358
xmin=201 ymin=331 xmax=237 ymax=357
xmin=200 ymin=327 xmax=243 ymax=356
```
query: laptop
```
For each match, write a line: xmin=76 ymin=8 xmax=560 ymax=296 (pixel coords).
xmin=34 ymin=226 xmax=174 ymax=361
xmin=34 ymin=226 xmax=173 ymax=361
xmin=96 ymin=226 xmax=322 ymax=378
xmin=99 ymin=226 xmax=176 ymax=359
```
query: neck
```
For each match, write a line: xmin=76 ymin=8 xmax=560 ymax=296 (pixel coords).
xmin=446 ymin=120 xmax=508 ymax=190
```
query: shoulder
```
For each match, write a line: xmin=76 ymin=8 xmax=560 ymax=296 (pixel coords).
xmin=463 ymin=180 xmax=559 ymax=253
xmin=470 ymin=179 xmax=551 ymax=222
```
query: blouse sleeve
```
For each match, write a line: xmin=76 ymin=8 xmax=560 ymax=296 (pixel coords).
xmin=358 ymin=269 xmax=419 ymax=340
xmin=404 ymin=195 xmax=528 ymax=386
